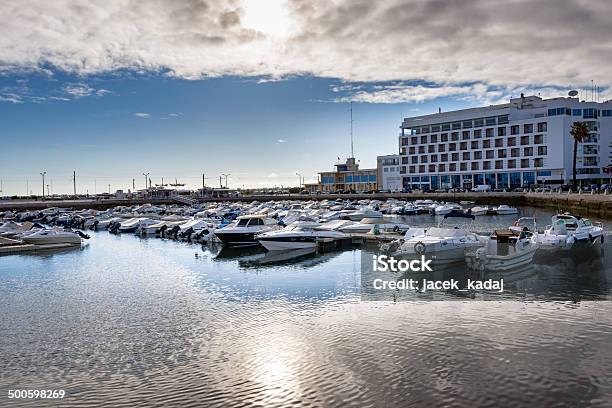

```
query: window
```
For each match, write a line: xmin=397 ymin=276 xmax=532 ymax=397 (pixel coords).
xmin=534 ymin=134 xmax=543 ymax=144
xmin=420 ymin=156 xmax=428 ymax=163
xmin=520 ymin=136 xmax=530 ymax=145
xmin=508 ymin=159 xmax=516 ymax=169
xmin=449 ymin=163 xmax=456 ymax=171
xmin=438 ymin=164 xmax=446 ymax=172
xmin=603 ymin=110 xmax=612 ymax=117
xmin=441 ymin=154 xmax=448 ymax=161
xmin=497 ymin=149 xmax=507 ymax=158
xmin=583 ymin=108 xmax=597 ymax=119
xmin=507 ymin=137 xmax=516 ymax=146
xmin=463 ymin=152 xmax=471 ymax=160
xmin=441 ymin=123 xmax=451 ymax=131
xmin=431 ymin=154 xmax=438 ymax=162
xmin=441 ymin=133 xmax=448 ymax=142
xmin=460 ymin=142 xmax=468 ymax=150
xmin=452 ymin=122 xmax=461 ymax=130
xmin=438 ymin=144 xmax=445 ymax=152
xmin=537 ymin=122 xmax=547 ymax=132
xmin=495 ymin=138 xmax=504 ymax=147
xmin=511 ymin=148 xmax=520 ymax=158
xmin=471 ymin=141 xmax=479 ymax=149
xmin=462 ymin=120 xmax=473 ymax=128
xmin=495 ymin=160 xmax=504 ymax=170
xmin=421 ymin=135 xmax=428 ymax=144
xmin=498 ymin=115 xmax=509 ymax=125
xmin=452 ymin=153 xmax=459 ymax=161
xmin=486 ymin=117 xmax=497 ymax=126
xmin=383 ymin=167 xmax=388 ymax=173
xmin=473 ymin=129 xmax=482 ymax=138
xmin=431 ymin=134 xmax=438 ymax=143
xmin=486 ymin=150 xmax=494 ymax=159
xmin=521 ymin=159 xmax=530 ymax=168
xmin=486 ymin=128 xmax=494 ymax=137
xmin=411 ymin=156 xmax=418 ymax=164
xmin=432 ymin=125 xmax=441 ymax=132
xmin=584 ymin=157 xmax=598 ymax=166
xmin=428 ymin=145 xmax=435 ymax=153
xmin=483 ymin=140 xmax=491 ymax=148
xmin=449 ymin=143 xmax=457 ymax=151
xmin=583 ymin=145 xmax=598 ymax=154
xmin=451 ymin=132 xmax=459 ymax=141
xmin=524 ymin=147 xmax=533 ymax=156
xmin=524 ymin=124 xmax=533 ymax=133
xmin=471 ymin=162 xmax=479 ymax=170
xmin=474 ymin=118 xmax=484 ymax=127
xmin=409 ymin=147 xmax=416 ymax=154
xmin=498 ymin=127 xmax=506 ymax=136
xmin=533 ymin=158 xmax=544 ymax=167
xmin=483 ymin=161 xmax=491 ymax=170
xmin=409 ymin=166 xmax=415 ymax=174
xmin=462 ymin=131 xmax=470 ymax=140
xmin=248 ymin=218 xmax=264 ymax=226
xmin=418 ymin=146 xmax=425 ymax=153
xmin=411 ymin=136 xmax=418 ymax=144
xmin=474 ymin=151 xmax=482 ymax=160
xmin=460 ymin=162 xmax=468 ymax=171
xmin=429 ymin=164 xmax=436 ymax=172
xmin=511 ymin=125 xmax=520 ymax=135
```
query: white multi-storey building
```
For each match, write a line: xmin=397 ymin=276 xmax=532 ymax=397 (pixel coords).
xmin=398 ymin=94 xmax=612 ymax=190
xmin=377 ymin=154 xmax=401 ymax=191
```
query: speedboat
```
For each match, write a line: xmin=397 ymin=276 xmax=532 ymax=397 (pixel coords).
xmin=538 ymin=213 xmax=604 ymax=251
xmin=382 ymin=226 xmax=487 ymax=266
xmin=469 ymin=206 xmax=489 ymax=216
xmin=21 ymin=229 xmax=83 ymax=246
xmin=465 ymin=228 xmax=538 ymax=271
xmin=434 ymin=203 xmax=462 ymax=215
xmin=257 ymin=223 xmax=347 ymax=251
xmin=214 ymin=215 xmax=280 ymax=246
xmin=118 ymin=218 xmax=158 ymax=233
xmin=495 ymin=205 xmax=518 ymax=215
xmin=337 ymin=217 xmax=410 ymax=234
xmin=346 ymin=207 xmax=383 ymax=221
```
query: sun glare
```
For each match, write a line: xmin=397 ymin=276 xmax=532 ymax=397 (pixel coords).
xmin=242 ymin=0 xmax=291 ymax=37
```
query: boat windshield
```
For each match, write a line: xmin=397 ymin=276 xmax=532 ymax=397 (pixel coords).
xmin=426 ymin=227 xmax=468 ymax=238
xmin=237 ymin=219 xmax=249 ymax=227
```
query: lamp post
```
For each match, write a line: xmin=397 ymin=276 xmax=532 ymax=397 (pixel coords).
xmin=295 ymin=172 xmax=303 ymax=189
xmin=40 ymin=171 xmax=46 ymax=199
xmin=142 ymin=172 xmax=150 ymax=190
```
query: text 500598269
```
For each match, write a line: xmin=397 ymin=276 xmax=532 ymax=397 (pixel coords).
xmin=8 ymin=390 xmax=65 ymax=399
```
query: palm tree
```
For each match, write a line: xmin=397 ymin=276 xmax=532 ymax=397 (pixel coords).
xmin=570 ymin=121 xmax=589 ymax=189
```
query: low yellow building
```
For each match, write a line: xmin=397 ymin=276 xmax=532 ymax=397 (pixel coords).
xmin=310 ymin=158 xmax=378 ymax=193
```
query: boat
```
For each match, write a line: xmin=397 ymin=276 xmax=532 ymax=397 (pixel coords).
xmin=494 ymin=205 xmax=518 ymax=215
xmin=214 ymin=215 xmax=280 ymax=246
xmin=465 ymin=228 xmax=538 ymax=271
xmin=118 ymin=218 xmax=158 ymax=233
xmin=538 ymin=213 xmax=604 ymax=251
xmin=383 ymin=226 xmax=487 ymax=266
xmin=346 ymin=207 xmax=383 ymax=221
xmin=337 ymin=217 xmax=410 ymax=234
xmin=469 ymin=206 xmax=489 ymax=216
xmin=21 ymin=229 xmax=83 ymax=246
xmin=257 ymin=223 xmax=347 ymax=251
xmin=434 ymin=203 xmax=462 ymax=215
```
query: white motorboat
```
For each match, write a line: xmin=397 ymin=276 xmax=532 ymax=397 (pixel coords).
xmin=538 ymin=213 xmax=604 ymax=251
xmin=118 ymin=218 xmax=158 ymax=233
xmin=383 ymin=226 xmax=487 ymax=265
xmin=346 ymin=208 xmax=383 ymax=221
xmin=434 ymin=203 xmax=462 ymax=215
xmin=469 ymin=206 xmax=489 ymax=216
xmin=22 ymin=229 xmax=83 ymax=246
xmin=466 ymin=228 xmax=538 ymax=271
xmin=257 ymin=223 xmax=347 ymax=251
xmin=337 ymin=217 xmax=410 ymax=234
xmin=214 ymin=215 xmax=280 ymax=246
xmin=495 ymin=205 xmax=518 ymax=215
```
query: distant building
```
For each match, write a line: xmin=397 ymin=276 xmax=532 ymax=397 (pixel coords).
xmin=377 ymin=154 xmax=401 ymax=191
xmin=308 ymin=157 xmax=377 ymax=193
xmin=196 ymin=187 xmax=239 ymax=198
xmin=399 ymin=94 xmax=612 ymax=190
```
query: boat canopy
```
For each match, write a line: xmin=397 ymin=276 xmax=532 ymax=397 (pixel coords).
xmin=425 ymin=227 xmax=469 ymax=238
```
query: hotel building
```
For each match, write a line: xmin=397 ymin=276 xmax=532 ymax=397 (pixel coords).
xmin=399 ymin=94 xmax=612 ymax=190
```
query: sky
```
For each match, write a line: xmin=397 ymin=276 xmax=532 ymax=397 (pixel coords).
xmin=0 ymin=0 xmax=611 ymax=195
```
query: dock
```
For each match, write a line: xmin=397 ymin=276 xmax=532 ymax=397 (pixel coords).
xmin=0 ymin=243 xmax=80 ymax=255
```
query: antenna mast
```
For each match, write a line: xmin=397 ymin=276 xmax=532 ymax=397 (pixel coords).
xmin=350 ymin=102 xmax=354 ymax=159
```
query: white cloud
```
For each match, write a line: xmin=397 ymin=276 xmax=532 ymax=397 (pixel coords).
xmin=277 ymin=139 xmax=286 ymax=143
xmin=63 ymin=83 xmax=110 ymax=98
xmin=0 ymin=93 xmax=23 ymax=103
xmin=267 ymin=172 xmax=279 ymax=178
xmin=134 ymin=112 xmax=150 ymax=118
xmin=0 ymin=0 xmax=610 ymax=98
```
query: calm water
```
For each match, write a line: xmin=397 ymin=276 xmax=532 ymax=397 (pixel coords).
xmin=1 ymin=207 xmax=612 ymax=407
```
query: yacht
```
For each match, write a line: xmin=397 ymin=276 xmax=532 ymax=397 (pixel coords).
xmin=538 ymin=213 xmax=604 ymax=251
xmin=337 ymin=217 xmax=410 ymax=234
xmin=466 ymin=228 xmax=538 ymax=271
xmin=469 ymin=206 xmax=489 ymax=216
xmin=434 ymin=203 xmax=462 ymax=215
xmin=346 ymin=207 xmax=383 ymax=221
xmin=21 ymin=229 xmax=83 ymax=246
xmin=257 ymin=223 xmax=347 ymax=251
xmin=214 ymin=215 xmax=280 ymax=246
xmin=383 ymin=226 xmax=487 ymax=265
xmin=494 ymin=205 xmax=518 ymax=215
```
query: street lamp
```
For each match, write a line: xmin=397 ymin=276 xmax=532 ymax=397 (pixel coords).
xmin=142 ymin=172 xmax=150 ymax=190
xmin=295 ymin=172 xmax=303 ymax=189
xmin=40 ymin=171 xmax=46 ymax=199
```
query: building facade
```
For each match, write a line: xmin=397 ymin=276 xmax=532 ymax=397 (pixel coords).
xmin=399 ymin=94 xmax=612 ymax=190
xmin=377 ymin=154 xmax=402 ymax=191
xmin=316 ymin=157 xmax=378 ymax=193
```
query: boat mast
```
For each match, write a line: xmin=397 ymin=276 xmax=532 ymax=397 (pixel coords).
xmin=350 ymin=102 xmax=354 ymax=159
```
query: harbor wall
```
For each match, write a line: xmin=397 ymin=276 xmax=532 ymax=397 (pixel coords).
xmin=2 ymin=192 xmax=612 ymax=218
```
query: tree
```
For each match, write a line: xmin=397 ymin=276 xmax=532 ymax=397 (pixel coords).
xmin=570 ymin=121 xmax=589 ymax=188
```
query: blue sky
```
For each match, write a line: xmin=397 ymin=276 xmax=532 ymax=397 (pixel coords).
xmin=0 ymin=72 xmax=472 ymax=195
xmin=0 ymin=0 xmax=609 ymax=195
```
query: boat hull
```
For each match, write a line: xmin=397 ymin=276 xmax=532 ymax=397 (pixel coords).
xmin=214 ymin=231 xmax=260 ymax=246
xmin=258 ymin=237 xmax=317 ymax=251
